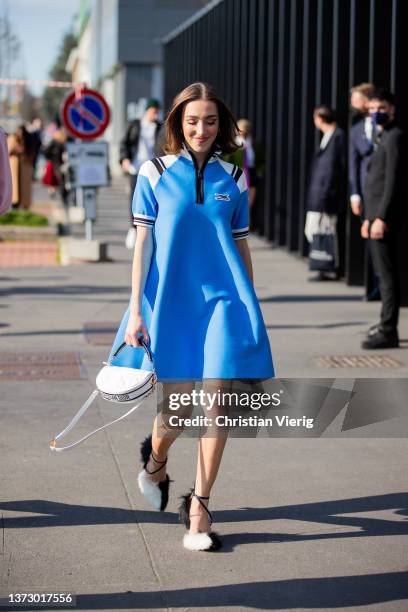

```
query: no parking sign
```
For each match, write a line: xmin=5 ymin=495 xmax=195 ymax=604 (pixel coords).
xmin=61 ymin=87 xmax=110 ymax=140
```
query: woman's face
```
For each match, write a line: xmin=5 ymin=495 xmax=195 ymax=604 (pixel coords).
xmin=182 ymin=99 xmax=219 ymax=156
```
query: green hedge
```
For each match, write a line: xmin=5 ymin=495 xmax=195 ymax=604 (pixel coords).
xmin=0 ymin=210 xmax=49 ymax=227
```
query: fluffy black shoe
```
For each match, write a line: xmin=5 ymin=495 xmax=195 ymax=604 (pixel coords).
xmin=178 ymin=489 xmax=222 ymax=551
xmin=361 ymin=329 xmax=399 ymax=349
xmin=137 ymin=435 xmax=171 ymax=511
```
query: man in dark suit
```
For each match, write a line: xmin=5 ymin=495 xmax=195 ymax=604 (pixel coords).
xmin=305 ymin=106 xmax=346 ymax=280
xmin=349 ymin=83 xmax=380 ymax=301
xmin=349 ymin=83 xmax=375 ymax=217
xmin=361 ymin=89 xmax=406 ymax=349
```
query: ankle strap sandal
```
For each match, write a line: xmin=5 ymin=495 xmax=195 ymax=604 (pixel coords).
xmin=144 ymin=451 xmax=168 ymax=475
xmin=138 ymin=434 xmax=171 ymax=512
xmin=178 ymin=488 xmax=222 ymax=551
xmin=189 ymin=492 xmax=213 ymax=526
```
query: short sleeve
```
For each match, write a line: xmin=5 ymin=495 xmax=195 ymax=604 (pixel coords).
xmin=231 ymin=180 xmax=249 ymax=240
xmin=132 ymin=161 xmax=158 ymax=228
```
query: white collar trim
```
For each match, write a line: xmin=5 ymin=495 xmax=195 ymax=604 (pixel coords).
xmin=179 ymin=142 xmax=222 ymax=164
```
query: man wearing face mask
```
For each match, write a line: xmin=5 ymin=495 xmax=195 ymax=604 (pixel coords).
xmin=361 ymin=89 xmax=406 ymax=349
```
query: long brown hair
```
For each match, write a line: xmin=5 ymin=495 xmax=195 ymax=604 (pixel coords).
xmin=164 ymin=82 xmax=240 ymax=155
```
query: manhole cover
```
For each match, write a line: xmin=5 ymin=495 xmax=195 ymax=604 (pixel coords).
xmin=316 ymin=355 xmax=404 ymax=368
xmin=0 ymin=352 xmax=84 ymax=380
xmin=83 ymin=321 xmax=117 ymax=345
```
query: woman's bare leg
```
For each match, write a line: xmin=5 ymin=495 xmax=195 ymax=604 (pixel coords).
xmin=189 ymin=379 xmax=231 ymax=534
xmin=145 ymin=381 xmax=194 ymax=483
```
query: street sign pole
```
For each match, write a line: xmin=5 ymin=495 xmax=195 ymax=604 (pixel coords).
xmin=83 ymin=187 xmax=97 ymax=240
xmin=61 ymin=88 xmax=110 ymax=250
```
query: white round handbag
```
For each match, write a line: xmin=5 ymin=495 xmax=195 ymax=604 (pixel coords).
xmin=50 ymin=339 xmax=156 ymax=452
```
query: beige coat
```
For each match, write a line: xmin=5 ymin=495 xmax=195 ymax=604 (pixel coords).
xmin=8 ymin=134 xmax=33 ymax=209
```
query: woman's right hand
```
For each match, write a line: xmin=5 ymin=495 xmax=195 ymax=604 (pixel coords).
xmin=125 ymin=313 xmax=149 ymax=347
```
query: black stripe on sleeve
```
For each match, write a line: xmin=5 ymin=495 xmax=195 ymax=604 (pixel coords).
xmin=232 ymin=167 xmax=243 ymax=184
xmin=157 ymin=157 xmax=166 ymax=172
xmin=151 ymin=158 xmax=165 ymax=176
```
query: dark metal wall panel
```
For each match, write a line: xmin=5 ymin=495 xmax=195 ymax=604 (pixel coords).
xmin=346 ymin=0 xmax=371 ymax=285
xmin=369 ymin=0 xmax=393 ymax=87
xmin=263 ymin=0 xmax=279 ymax=241
xmin=252 ymin=0 xmax=268 ymax=233
xmin=298 ymin=0 xmax=318 ymax=257
xmin=239 ymin=0 xmax=249 ymax=117
xmin=273 ymin=0 xmax=291 ymax=246
xmin=331 ymin=0 xmax=351 ymax=277
xmin=223 ymin=0 xmax=233 ymax=108
xmin=254 ymin=0 xmax=267 ymax=144
xmin=247 ymin=0 xmax=258 ymax=122
xmin=163 ymin=0 xmax=408 ymax=300
xmin=232 ymin=0 xmax=241 ymax=115
xmin=332 ymin=0 xmax=351 ymax=128
xmin=286 ymin=0 xmax=304 ymax=251
xmin=349 ymin=0 xmax=371 ymax=85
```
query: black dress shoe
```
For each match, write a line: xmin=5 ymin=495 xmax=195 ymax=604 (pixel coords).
xmin=308 ymin=272 xmax=331 ymax=282
xmin=363 ymin=287 xmax=381 ymax=302
xmin=366 ymin=323 xmax=381 ymax=337
xmin=361 ymin=329 xmax=399 ymax=349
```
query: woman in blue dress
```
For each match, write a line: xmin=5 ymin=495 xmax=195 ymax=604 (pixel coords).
xmin=109 ymin=82 xmax=274 ymax=551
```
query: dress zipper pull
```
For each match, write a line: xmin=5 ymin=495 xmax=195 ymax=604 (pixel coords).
xmin=196 ymin=169 xmax=203 ymax=204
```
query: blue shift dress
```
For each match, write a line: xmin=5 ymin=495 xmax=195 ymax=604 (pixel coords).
xmin=108 ymin=146 xmax=274 ymax=382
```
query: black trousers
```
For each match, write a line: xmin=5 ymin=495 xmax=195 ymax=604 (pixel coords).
xmin=369 ymin=232 xmax=400 ymax=333
xmin=129 ymin=173 xmax=138 ymax=225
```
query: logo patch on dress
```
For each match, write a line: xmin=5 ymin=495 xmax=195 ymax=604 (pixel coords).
xmin=214 ymin=193 xmax=230 ymax=201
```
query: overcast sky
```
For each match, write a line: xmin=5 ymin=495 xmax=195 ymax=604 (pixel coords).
xmin=3 ymin=0 xmax=79 ymax=95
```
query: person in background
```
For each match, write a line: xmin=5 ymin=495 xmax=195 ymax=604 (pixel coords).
xmin=361 ymin=89 xmax=406 ymax=350
xmin=349 ymin=83 xmax=375 ymax=217
xmin=120 ymin=98 xmax=163 ymax=249
xmin=350 ymin=83 xmax=374 ymax=124
xmin=29 ymin=117 xmax=43 ymax=180
xmin=42 ymin=126 xmax=69 ymax=207
xmin=349 ymin=82 xmax=380 ymax=301
xmin=304 ymin=106 xmax=346 ymax=280
xmin=224 ymin=118 xmax=265 ymax=228
xmin=7 ymin=124 xmax=35 ymax=210
xmin=0 ymin=127 xmax=12 ymax=215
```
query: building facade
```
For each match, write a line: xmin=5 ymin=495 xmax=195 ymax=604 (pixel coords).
xmin=68 ymin=0 xmax=206 ymax=174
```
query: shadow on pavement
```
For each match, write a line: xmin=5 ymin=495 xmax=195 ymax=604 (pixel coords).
xmin=259 ymin=295 xmax=363 ymax=303
xmin=266 ymin=321 xmax=367 ymax=330
xmin=0 ymin=328 xmax=117 ymax=338
xmin=2 ymin=493 xmax=407 ymax=543
xmin=4 ymin=572 xmax=408 ymax=609
xmin=1 ymin=285 xmax=130 ymax=297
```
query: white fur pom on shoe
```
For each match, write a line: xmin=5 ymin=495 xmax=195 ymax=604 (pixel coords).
xmin=137 ymin=469 xmax=163 ymax=511
xmin=183 ymin=531 xmax=222 ymax=551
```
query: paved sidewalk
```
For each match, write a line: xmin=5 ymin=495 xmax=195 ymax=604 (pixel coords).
xmin=0 ymin=241 xmax=58 ymax=267
xmin=1 ymin=181 xmax=407 ymax=611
